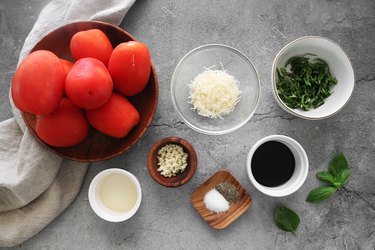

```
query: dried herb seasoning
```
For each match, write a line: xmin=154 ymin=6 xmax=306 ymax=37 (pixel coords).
xmin=215 ymin=182 xmax=240 ymax=203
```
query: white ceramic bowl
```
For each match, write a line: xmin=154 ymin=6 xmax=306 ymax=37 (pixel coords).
xmin=272 ymin=36 xmax=355 ymax=120
xmin=88 ymin=168 xmax=142 ymax=222
xmin=246 ymin=135 xmax=309 ymax=197
xmin=171 ymin=44 xmax=260 ymax=135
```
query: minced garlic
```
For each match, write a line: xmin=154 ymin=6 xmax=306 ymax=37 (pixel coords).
xmin=157 ymin=144 xmax=188 ymax=177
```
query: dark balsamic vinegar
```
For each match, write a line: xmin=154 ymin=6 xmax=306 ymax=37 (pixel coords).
xmin=251 ymin=141 xmax=295 ymax=187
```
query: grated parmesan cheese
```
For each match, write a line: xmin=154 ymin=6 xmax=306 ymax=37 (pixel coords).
xmin=157 ymin=144 xmax=188 ymax=177
xmin=188 ymin=68 xmax=241 ymax=119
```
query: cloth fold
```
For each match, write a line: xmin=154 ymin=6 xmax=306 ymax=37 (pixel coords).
xmin=0 ymin=0 xmax=136 ymax=247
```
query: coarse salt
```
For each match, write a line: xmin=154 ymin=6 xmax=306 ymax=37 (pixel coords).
xmin=203 ymin=188 xmax=229 ymax=213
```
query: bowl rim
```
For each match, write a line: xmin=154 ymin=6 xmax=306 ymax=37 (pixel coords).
xmin=171 ymin=43 xmax=261 ymax=135
xmin=271 ymin=35 xmax=356 ymax=120
xmin=147 ymin=136 xmax=197 ymax=187
xmin=246 ymin=135 xmax=309 ymax=197
xmin=20 ymin=20 xmax=159 ymax=162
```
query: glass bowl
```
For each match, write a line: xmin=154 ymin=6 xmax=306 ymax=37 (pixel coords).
xmin=171 ymin=44 xmax=260 ymax=135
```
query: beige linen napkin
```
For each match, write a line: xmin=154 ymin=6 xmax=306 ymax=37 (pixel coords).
xmin=0 ymin=0 xmax=135 ymax=247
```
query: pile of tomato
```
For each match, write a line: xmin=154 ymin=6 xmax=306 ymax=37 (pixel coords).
xmin=11 ymin=29 xmax=151 ymax=147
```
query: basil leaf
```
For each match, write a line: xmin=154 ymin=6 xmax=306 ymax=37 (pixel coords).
xmin=328 ymin=153 xmax=348 ymax=177
xmin=306 ymin=186 xmax=338 ymax=203
xmin=337 ymin=169 xmax=350 ymax=187
xmin=316 ymin=171 xmax=336 ymax=185
xmin=274 ymin=206 xmax=300 ymax=236
xmin=316 ymin=171 xmax=343 ymax=188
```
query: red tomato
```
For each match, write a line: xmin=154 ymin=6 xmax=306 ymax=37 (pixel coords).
xmin=36 ymin=98 xmax=89 ymax=147
xmin=65 ymin=58 xmax=113 ymax=109
xmin=70 ymin=29 xmax=113 ymax=65
xmin=11 ymin=50 xmax=65 ymax=115
xmin=60 ymin=59 xmax=73 ymax=97
xmin=60 ymin=59 xmax=73 ymax=77
xmin=85 ymin=93 xmax=139 ymax=138
xmin=108 ymin=41 xmax=151 ymax=96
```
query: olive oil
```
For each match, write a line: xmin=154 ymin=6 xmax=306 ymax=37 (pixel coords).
xmin=98 ymin=173 xmax=137 ymax=212
xmin=251 ymin=141 xmax=295 ymax=187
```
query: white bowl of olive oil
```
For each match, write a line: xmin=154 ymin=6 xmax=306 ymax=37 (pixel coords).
xmin=88 ymin=168 xmax=142 ymax=222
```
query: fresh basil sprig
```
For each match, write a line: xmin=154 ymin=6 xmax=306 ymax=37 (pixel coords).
xmin=306 ymin=153 xmax=350 ymax=203
xmin=274 ymin=206 xmax=300 ymax=236
xmin=316 ymin=171 xmax=337 ymax=186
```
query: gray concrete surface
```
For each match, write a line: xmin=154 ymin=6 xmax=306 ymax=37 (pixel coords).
xmin=1 ymin=0 xmax=374 ymax=249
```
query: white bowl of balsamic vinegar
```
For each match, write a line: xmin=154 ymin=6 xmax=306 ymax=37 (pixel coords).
xmin=246 ymin=135 xmax=309 ymax=197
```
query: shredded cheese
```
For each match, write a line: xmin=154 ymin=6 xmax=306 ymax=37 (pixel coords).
xmin=188 ymin=68 xmax=241 ymax=119
xmin=157 ymin=144 xmax=188 ymax=178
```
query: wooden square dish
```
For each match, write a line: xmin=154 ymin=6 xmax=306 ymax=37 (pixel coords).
xmin=190 ymin=170 xmax=252 ymax=229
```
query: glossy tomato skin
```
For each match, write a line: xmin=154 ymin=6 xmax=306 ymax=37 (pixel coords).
xmin=85 ymin=92 xmax=140 ymax=138
xmin=108 ymin=41 xmax=151 ymax=96
xmin=60 ymin=59 xmax=73 ymax=77
xmin=11 ymin=50 xmax=65 ymax=115
xmin=36 ymin=98 xmax=89 ymax=147
xmin=65 ymin=58 xmax=113 ymax=109
xmin=60 ymin=59 xmax=73 ymax=97
xmin=70 ymin=29 xmax=113 ymax=65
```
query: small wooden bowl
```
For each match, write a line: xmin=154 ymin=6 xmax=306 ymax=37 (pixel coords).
xmin=190 ymin=170 xmax=251 ymax=230
xmin=21 ymin=21 xmax=158 ymax=162
xmin=147 ymin=137 xmax=197 ymax=187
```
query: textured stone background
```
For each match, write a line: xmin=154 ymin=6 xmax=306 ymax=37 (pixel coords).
xmin=0 ymin=0 xmax=374 ymax=249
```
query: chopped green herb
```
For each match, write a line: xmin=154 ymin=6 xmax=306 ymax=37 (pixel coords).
xmin=276 ymin=54 xmax=338 ymax=111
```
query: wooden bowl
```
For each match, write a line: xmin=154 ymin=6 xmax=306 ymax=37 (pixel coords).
xmin=21 ymin=21 xmax=158 ymax=162
xmin=190 ymin=170 xmax=251 ymax=229
xmin=147 ymin=137 xmax=197 ymax=187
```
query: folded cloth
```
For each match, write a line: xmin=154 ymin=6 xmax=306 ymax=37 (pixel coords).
xmin=0 ymin=0 xmax=135 ymax=247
